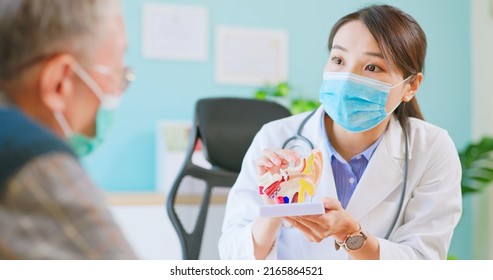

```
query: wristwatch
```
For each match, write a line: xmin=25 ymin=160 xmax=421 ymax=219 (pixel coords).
xmin=334 ymin=225 xmax=367 ymax=252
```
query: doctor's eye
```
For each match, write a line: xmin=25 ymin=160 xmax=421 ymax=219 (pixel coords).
xmin=331 ymin=56 xmax=343 ymax=65
xmin=365 ymin=64 xmax=384 ymax=72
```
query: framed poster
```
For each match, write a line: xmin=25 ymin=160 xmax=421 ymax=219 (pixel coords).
xmin=142 ymin=3 xmax=208 ymax=61
xmin=216 ymin=26 xmax=288 ymax=86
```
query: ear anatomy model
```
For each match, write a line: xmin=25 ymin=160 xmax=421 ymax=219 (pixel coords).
xmin=258 ymin=149 xmax=323 ymax=204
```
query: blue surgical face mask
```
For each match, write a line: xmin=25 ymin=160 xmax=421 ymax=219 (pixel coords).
xmin=319 ymin=72 xmax=411 ymax=133
xmin=54 ymin=63 xmax=122 ymax=157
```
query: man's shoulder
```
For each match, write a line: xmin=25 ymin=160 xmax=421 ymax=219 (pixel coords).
xmin=0 ymin=106 xmax=76 ymax=190
xmin=0 ymin=152 xmax=137 ymax=259
xmin=8 ymin=152 xmax=96 ymax=202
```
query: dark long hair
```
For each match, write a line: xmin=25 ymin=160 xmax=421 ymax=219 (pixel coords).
xmin=328 ymin=4 xmax=426 ymax=128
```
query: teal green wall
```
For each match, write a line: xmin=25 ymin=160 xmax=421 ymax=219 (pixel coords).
xmin=83 ymin=0 xmax=472 ymax=258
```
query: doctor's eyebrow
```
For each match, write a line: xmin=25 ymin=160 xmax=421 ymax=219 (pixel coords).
xmin=364 ymin=51 xmax=384 ymax=59
xmin=332 ymin=44 xmax=384 ymax=59
xmin=331 ymin=44 xmax=347 ymax=52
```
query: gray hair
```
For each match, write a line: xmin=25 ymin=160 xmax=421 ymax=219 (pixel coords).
xmin=0 ymin=0 xmax=121 ymax=81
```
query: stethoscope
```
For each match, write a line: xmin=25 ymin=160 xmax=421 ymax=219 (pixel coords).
xmin=282 ymin=110 xmax=408 ymax=240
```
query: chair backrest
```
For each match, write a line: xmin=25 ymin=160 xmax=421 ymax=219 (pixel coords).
xmin=196 ymin=97 xmax=292 ymax=172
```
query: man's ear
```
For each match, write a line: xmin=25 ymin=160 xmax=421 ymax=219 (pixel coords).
xmin=38 ymin=54 xmax=77 ymax=112
xmin=403 ymin=72 xmax=423 ymax=102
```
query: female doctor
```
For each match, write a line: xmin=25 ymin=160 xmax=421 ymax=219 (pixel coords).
xmin=218 ymin=4 xmax=462 ymax=260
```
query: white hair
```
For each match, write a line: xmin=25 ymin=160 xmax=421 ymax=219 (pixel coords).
xmin=0 ymin=0 xmax=121 ymax=81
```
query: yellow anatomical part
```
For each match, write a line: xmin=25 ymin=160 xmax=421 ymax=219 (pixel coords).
xmin=303 ymin=152 xmax=314 ymax=175
xmin=297 ymin=178 xmax=314 ymax=203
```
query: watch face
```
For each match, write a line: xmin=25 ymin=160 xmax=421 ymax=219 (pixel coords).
xmin=346 ymin=235 xmax=366 ymax=251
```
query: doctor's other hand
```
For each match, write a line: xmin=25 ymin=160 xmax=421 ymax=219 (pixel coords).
xmin=283 ymin=198 xmax=360 ymax=243
xmin=256 ymin=148 xmax=300 ymax=176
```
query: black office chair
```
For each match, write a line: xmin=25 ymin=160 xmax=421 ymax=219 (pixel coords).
xmin=166 ymin=97 xmax=291 ymax=260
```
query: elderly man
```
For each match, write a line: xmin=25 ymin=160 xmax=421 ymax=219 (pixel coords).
xmin=0 ymin=0 xmax=136 ymax=259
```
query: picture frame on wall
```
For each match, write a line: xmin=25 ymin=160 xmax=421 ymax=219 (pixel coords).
xmin=215 ymin=26 xmax=288 ymax=86
xmin=142 ymin=3 xmax=208 ymax=61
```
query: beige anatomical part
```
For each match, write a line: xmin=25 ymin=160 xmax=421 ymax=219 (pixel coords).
xmin=259 ymin=149 xmax=323 ymax=204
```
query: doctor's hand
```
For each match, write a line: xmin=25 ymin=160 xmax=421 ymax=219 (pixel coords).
xmin=256 ymin=148 xmax=300 ymax=176
xmin=283 ymin=198 xmax=360 ymax=243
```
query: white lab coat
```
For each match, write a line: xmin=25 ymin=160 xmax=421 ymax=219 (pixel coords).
xmin=218 ymin=106 xmax=462 ymax=260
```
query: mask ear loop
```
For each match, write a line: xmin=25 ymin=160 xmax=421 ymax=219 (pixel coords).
xmin=72 ymin=63 xmax=105 ymax=100
xmin=73 ymin=63 xmax=121 ymax=109
xmin=390 ymin=74 xmax=414 ymax=89
xmin=53 ymin=64 xmax=105 ymax=138
xmin=52 ymin=64 xmax=100 ymax=138
xmin=386 ymin=74 xmax=416 ymax=115
xmin=53 ymin=111 xmax=73 ymax=137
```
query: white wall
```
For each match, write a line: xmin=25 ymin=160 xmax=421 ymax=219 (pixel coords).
xmin=110 ymin=202 xmax=226 ymax=260
xmin=471 ymin=0 xmax=493 ymax=260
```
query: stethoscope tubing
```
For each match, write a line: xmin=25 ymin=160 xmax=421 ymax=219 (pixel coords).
xmin=281 ymin=110 xmax=317 ymax=150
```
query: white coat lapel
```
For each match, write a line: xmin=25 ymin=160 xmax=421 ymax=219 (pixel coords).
xmin=344 ymin=116 xmax=408 ymax=221
xmin=315 ymin=141 xmax=338 ymax=200
xmin=301 ymin=107 xmax=338 ymax=201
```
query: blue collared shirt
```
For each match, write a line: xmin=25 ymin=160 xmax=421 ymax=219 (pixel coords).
xmin=322 ymin=117 xmax=384 ymax=209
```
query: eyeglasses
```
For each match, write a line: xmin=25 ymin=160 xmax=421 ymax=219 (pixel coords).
xmin=92 ymin=65 xmax=135 ymax=92
xmin=14 ymin=53 xmax=135 ymax=93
